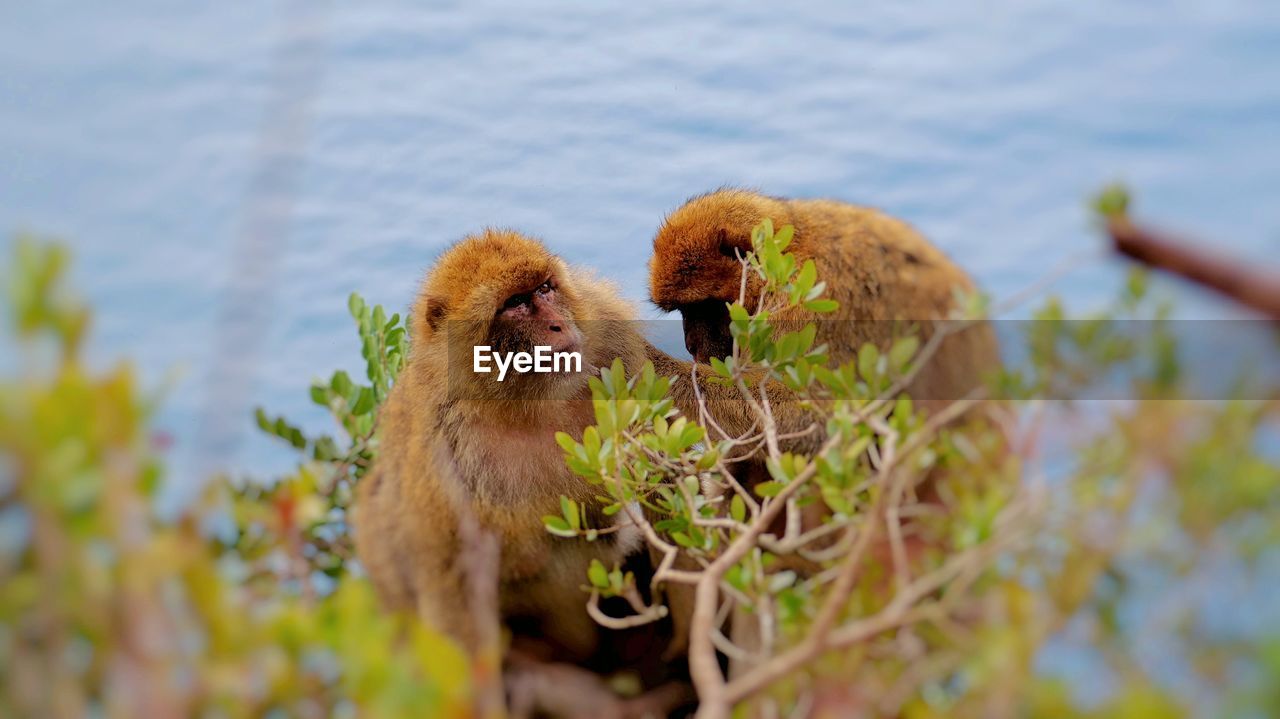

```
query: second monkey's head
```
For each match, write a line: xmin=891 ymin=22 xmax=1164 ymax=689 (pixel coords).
xmin=649 ymin=189 xmax=794 ymax=363
xmin=414 ymin=229 xmax=600 ymax=400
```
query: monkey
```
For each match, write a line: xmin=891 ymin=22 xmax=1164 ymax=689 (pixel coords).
xmin=353 ymin=230 xmax=694 ymax=716
xmin=354 ymin=229 xmax=648 ymax=656
xmin=646 ymin=188 xmax=1001 ymax=496
xmin=649 ymin=188 xmax=999 ymax=424
xmin=643 ymin=188 xmax=1004 ymax=664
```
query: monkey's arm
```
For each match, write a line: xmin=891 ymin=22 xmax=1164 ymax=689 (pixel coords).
xmin=644 ymin=343 xmax=823 ymax=453
xmin=414 ymin=560 xmax=484 ymax=649
xmin=355 ymin=463 xmax=488 ymax=653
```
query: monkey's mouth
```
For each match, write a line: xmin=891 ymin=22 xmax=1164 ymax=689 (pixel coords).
xmin=546 ymin=328 xmax=583 ymax=356
xmin=680 ymin=300 xmax=733 ymax=364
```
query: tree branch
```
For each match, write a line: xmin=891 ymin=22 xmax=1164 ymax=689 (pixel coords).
xmin=1108 ymin=217 xmax=1280 ymax=320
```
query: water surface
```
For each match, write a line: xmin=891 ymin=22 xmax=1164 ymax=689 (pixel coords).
xmin=3 ymin=0 xmax=1278 ymax=479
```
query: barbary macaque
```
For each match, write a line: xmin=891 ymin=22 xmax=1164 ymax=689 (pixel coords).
xmin=354 ymin=229 xmax=687 ymax=717
xmin=645 ymin=189 xmax=1003 ymax=661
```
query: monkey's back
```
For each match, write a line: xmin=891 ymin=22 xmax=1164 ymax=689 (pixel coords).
xmin=787 ymin=198 xmax=1000 ymax=407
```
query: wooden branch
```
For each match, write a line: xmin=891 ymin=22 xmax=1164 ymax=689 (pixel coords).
xmin=586 ymin=590 xmax=668 ymax=630
xmin=1107 ymin=217 xmax=1280 ymax=320
xmin=721 ymin=526 xmax=1026 ymax=707
xmin=687 ymin=432 xmax=845 ymax=719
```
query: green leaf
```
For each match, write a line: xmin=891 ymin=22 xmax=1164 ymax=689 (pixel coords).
xmin=795 ymin=259 xmax=816 ymax=295
xmin=803 ymin=299 xmax=839 ymax=313
xmin=695 ymin=447 xmax=720 ymax=471
xmin=757 ymin=218 xmax=775 ymax=246
xmin=709 ymin=356 xmax=730 ymax=379
xmin=331 ymin=370 xmax=353 ymax=398
xmin=755 ymin=481 xmax=784 ymax=498
xmin=554 ymin=431 xmax=578 ymax=454
xmin=730 ymin=495 xmax=746 ymax=523
xmin=888 ymin=336 xmax=919 ymax=374
xmin=348 ymin=292 xmax=366 ymax=319
xmin=312 ymin=436 xmax=340 ymax=461
xmin=543 ymin=516 xmax=575 ymax=537
xmin=385 ymin=326 xmax=406 ymax=348
xmin=351 ymin=386 xmax=376 ymax=416
xmin=1125 ymin=268 xmax=1148 ymax=303
xmin=679 ymin=423 xmax=706 ymax=450
xmin=847 ymin=435 xmax=872 ymax=460
xmin=1093 ymin=182 xmax=1131 ymax=219
xmin=774 ymin=224 xmax=795 ymax=250
xmin=858 ymin=344 xmax=880 ymax=381
xmin=588 ymin=560 xmax=609 ymax=589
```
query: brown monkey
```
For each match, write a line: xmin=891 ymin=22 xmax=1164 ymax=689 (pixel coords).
xmin=353 ymin=229 xmax=653 ymax=664
xmin=649 ymin=188 xmax=999 ymax=421
xmin=645 ymin=189 xmax=1003 ymax=661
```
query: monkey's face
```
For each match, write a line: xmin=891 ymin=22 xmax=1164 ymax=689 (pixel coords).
xmin=416 ymin=230 xmax=593 ymax=398
xmin=650 ymin=191 xmax=773 ymax=363
xmin=650 ymin=227 xmax=753 ymax=363
xmin=488 ymin=275 xmax=583 ymax=359
xmin=674 ymin=299 xmax=732 ymax=364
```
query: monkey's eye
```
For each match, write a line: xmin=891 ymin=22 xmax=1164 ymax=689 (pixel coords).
xmin=535 ymin=280 xmax=554 ymax=295
xmin=501 ymin=293 xmax=530 ymax=313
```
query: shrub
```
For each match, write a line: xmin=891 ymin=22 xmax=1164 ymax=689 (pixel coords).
xmin=0 ymin=239 xmax=473 ymax=719
xmin=547 ymin=206 xmax=1280 ymax=717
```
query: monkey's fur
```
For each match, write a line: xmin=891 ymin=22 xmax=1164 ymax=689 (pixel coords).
xmin=354 ymin=229 xmax=650 ymax=661
xmin=646 ymin=189 xmax=1002 ymax=660
xmin=649 ymin=188 xmax=999 ymax=423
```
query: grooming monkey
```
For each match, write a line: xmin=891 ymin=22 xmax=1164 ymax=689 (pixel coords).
xmin=354 ymin=231 xmax=697 ymax=718
xmin=645 ymin=189 xmax=1003 ymax=660
xmin=649 ymin=188 xmax=999 ymax=425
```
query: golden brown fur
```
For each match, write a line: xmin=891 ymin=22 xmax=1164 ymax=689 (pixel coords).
xmin=649 ymin=188 xmax=999 ymax=433
xmin=354 ymin=229 xmax=649 ymax=660
xmin=646 ymin=189 xmax=1003 ymax=659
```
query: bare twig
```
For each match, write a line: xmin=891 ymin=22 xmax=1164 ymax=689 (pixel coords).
xmin=687 ymin=430 xmax=846 ymax=718
xmin=1108 ymin=216 xmax=1280 ymax=320
xmin=586 ymin=590 xmax=668 ymax=630
xmin=721 ymin=524 xmax=1027 ymax=707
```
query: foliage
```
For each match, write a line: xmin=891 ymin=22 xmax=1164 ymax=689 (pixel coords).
xmin=548 ymin=212 xmax=1280 ymax=718
xmin=0 ymin=237 xmax=472 ymax=718
xmin=238 ymin=293 xmax=409 ymax=585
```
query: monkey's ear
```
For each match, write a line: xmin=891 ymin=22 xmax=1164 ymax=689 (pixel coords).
xmin=423 ymin=296 xmax=449 ymax=332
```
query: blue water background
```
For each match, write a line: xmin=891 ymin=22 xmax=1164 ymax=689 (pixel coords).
xmin=5 ymin=0 xmax=1279 ymax=478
